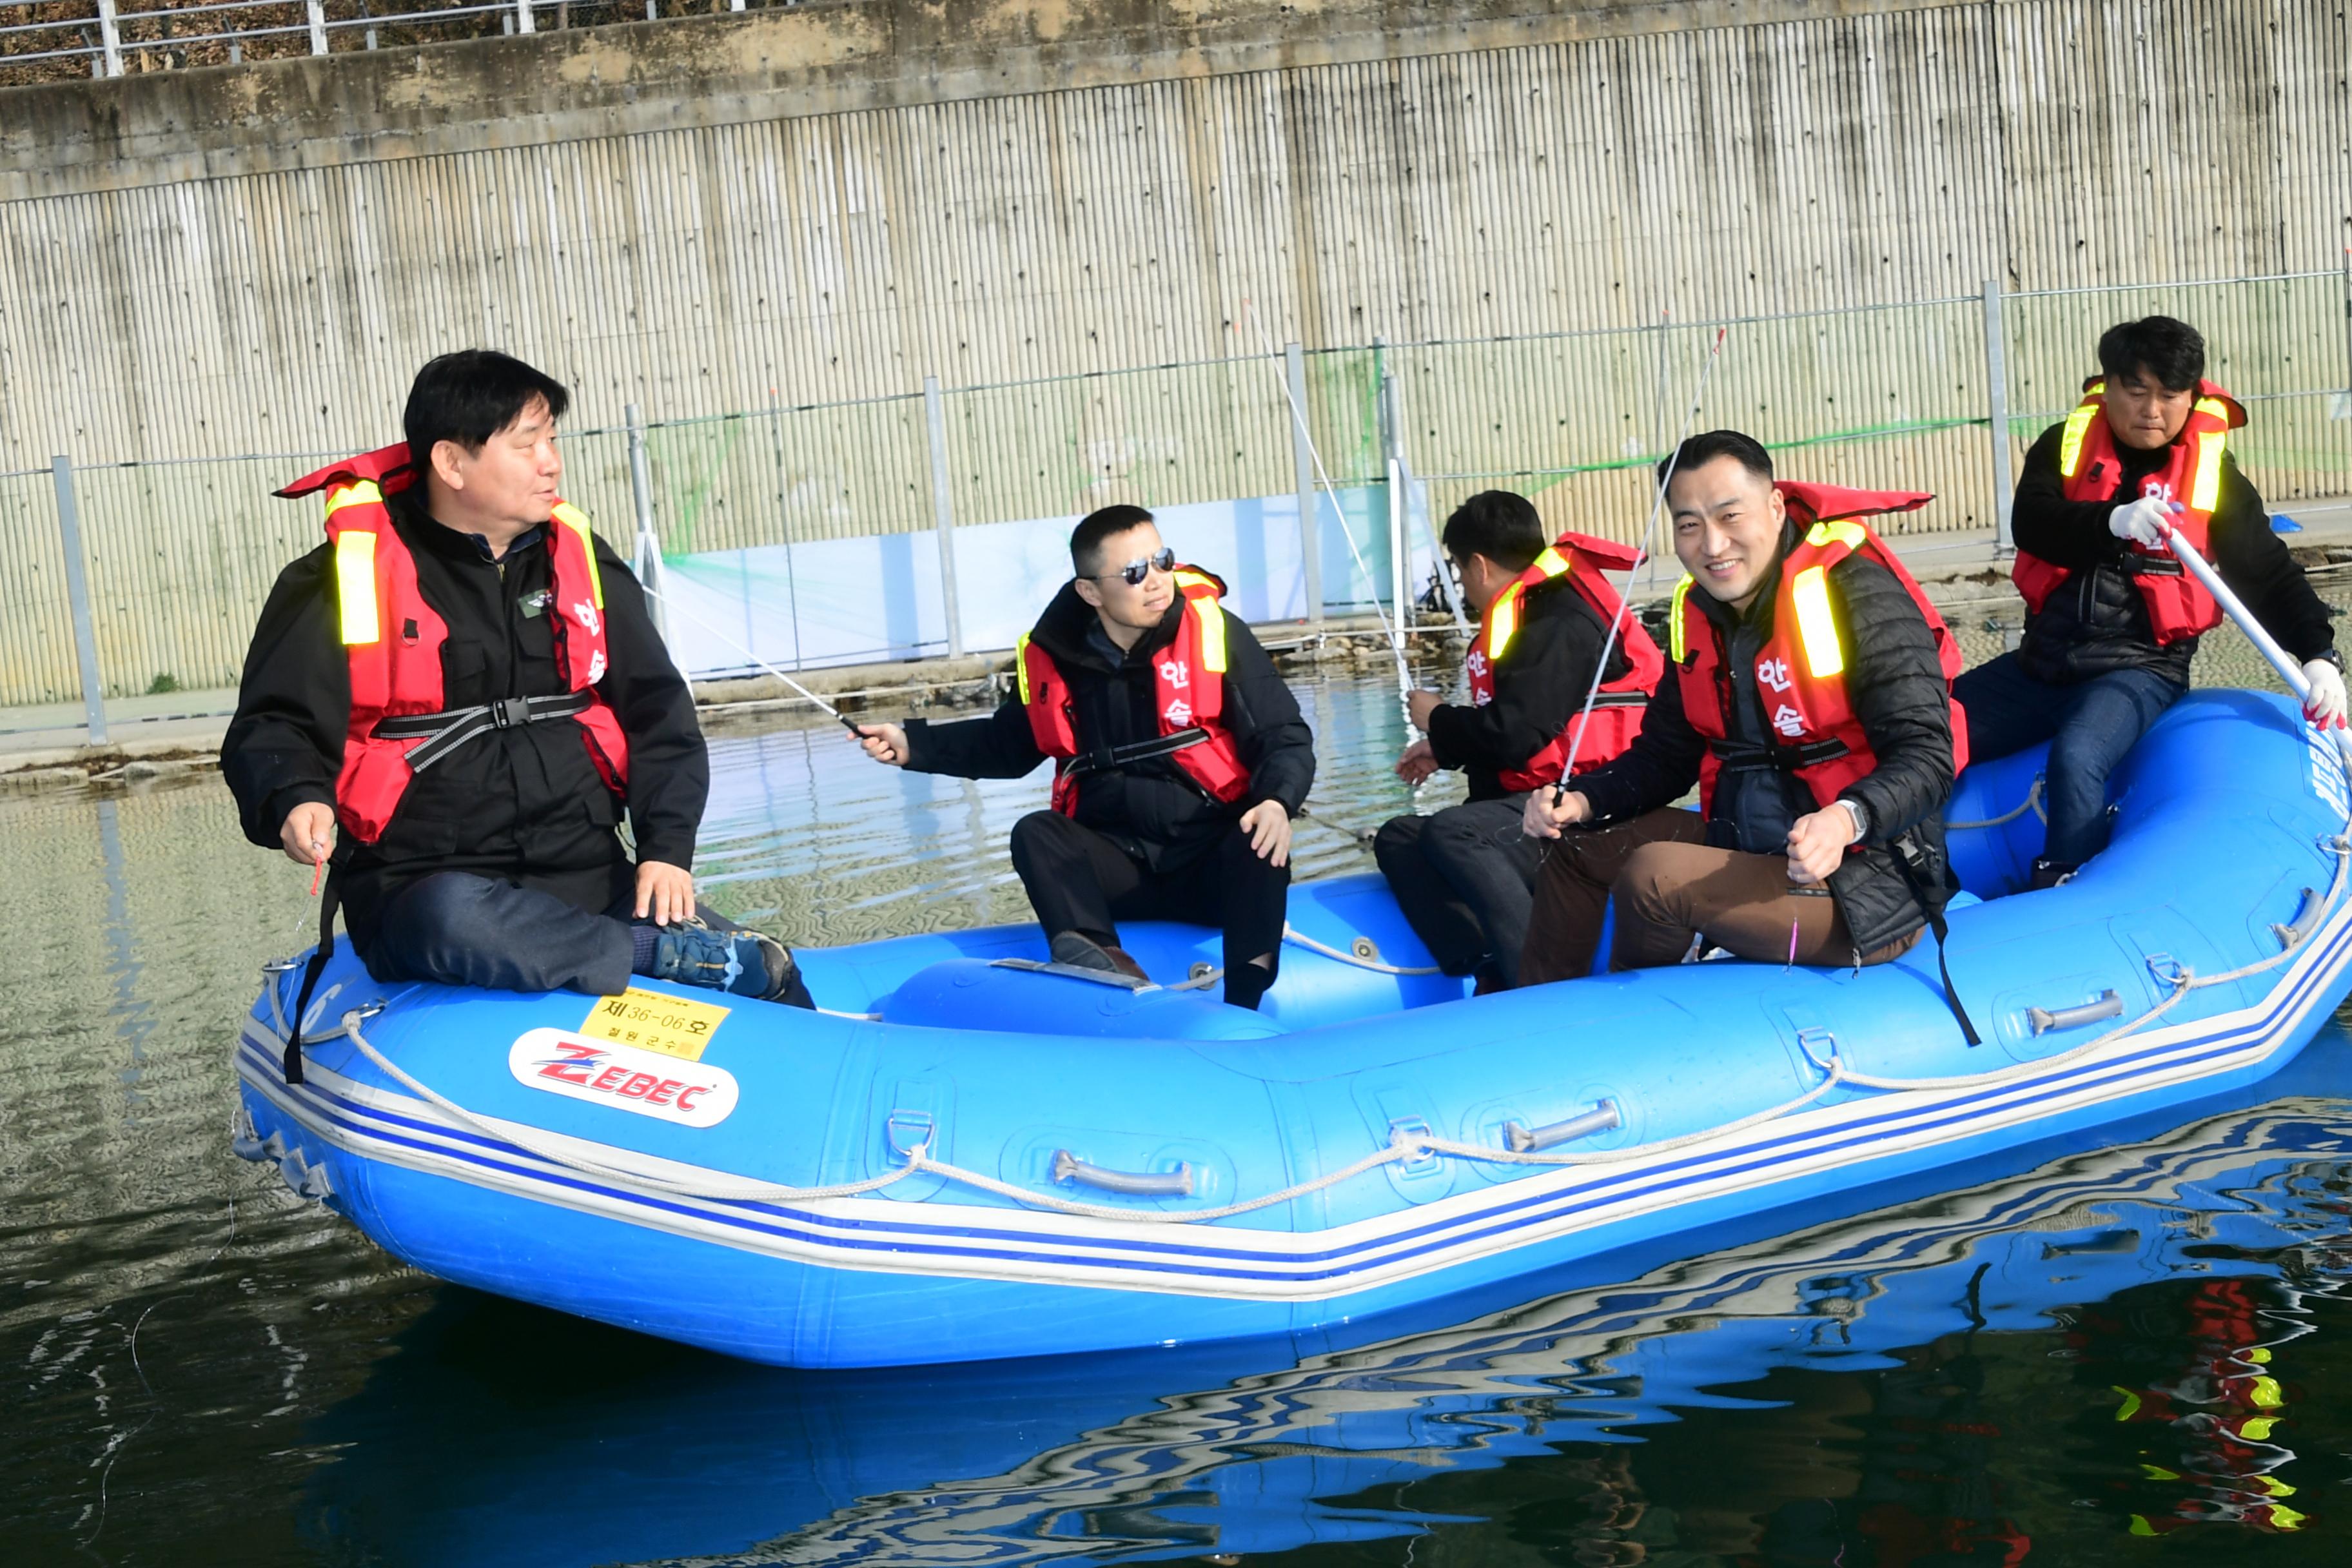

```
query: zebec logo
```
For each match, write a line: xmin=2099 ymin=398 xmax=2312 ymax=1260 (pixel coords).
xmin=507 ymin=1028 xmax=740 ymax=1128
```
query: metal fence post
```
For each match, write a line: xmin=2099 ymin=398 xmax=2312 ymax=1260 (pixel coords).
xmin=1378 ymin=362 xmax=1406 ymax=628
xmin=624 ymin=404 xmax=669 ymax=646
xmin=94 ymin=0 xmax=122 ymax=75
xmin=1982 ymin=277 xmax=2015 ymax=555
xmin=50 ymin=456 xmax=109 ymax=746
xmin=305 ymin=0 xmax=328 ymax=54
xmin=923 ymin=375 xmax=966 ymax=659
xmin=1284 ymin=342 xmax=1323 ymax=623
xmin=514 ymin=0 xmax=534 ymax=32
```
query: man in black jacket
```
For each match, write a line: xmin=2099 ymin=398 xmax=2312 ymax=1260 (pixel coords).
xmin=1956 ymin=316 xmax=2344 ymax=887
xmin=854 ymin=505 xmax=1315 ymax=1009
xmin=223 ymin=350 xmax=808 ymax=1004
xmin=1518 ymin=433 xmax=1960 ymax=983
xmin=1374 ymin=491 xmax=1634 ymax=990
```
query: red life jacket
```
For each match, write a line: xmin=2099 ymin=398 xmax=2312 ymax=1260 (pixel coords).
xmin=2012 ymin=377 xmax=2246 ymax=645
xmin=1015 ymin=566 xmax=1253 ymax=815
xmin=1465 ymin=531 xmax=1663 ymax=792
xmin=1670 ymin=484 xmax=1968 ymax=818
xmin=275 ymin=442 xmax=631 ymax=845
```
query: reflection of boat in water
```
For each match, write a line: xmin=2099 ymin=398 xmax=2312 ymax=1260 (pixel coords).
xmin=303 ymin=1058 xmax=2352 ymax=1568
xmin=235 ymin=692 xmax=2352 ymax=1367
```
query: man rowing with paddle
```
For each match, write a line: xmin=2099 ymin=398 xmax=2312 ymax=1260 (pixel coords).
xmin=853 ymin=505 xmax=1315 ymax=1009
xmin=1517 ymin=431 xmax=1970 ymax=998
xmin=223 ymin=350 xmax=812 ymax=1005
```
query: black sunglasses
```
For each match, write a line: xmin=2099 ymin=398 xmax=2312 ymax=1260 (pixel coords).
xmin=1092 ymin=547 xmax=1177 ymax=587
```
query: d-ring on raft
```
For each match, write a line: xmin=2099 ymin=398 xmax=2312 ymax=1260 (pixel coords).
xmin=233 ymin=690 xmax=2352 ymax=1368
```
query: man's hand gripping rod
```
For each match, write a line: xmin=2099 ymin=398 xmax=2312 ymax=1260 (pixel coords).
xmin=1549 ymin=326 xmax=1730 ymax=807
xmin=2153 ymin=518 xmax=2352 ymax=765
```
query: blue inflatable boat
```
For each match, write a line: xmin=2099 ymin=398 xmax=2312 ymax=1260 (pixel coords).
xmin=231 ymin=690 xmax=2352 ymax=1367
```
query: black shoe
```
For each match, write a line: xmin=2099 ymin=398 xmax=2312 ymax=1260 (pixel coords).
xmin=1049 ymin=930 xmax=1150 ymax=984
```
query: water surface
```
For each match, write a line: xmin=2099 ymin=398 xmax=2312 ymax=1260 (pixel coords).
xmin=5 ymin=625 xmax=2351 ymax=1565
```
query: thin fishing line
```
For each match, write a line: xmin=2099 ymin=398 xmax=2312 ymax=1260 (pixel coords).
xmin=1238 ymin=300 xmax=1416 ymax=711
xmin=1551 ymin=326 xmax=1729 ymax=793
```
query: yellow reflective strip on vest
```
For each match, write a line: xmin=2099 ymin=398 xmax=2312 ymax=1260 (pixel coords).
xmin=1531 ymin=547 xmax=1571 ymax=579
xmin=2248 ymin=1374 xmax=2283 ymax=1409
xmin=1790 ymin=565 xmax=1843 ymax=678
xmin=1804 ymin=518 xmax=1867 ymax=551
xmin=2241 ymin=1415 xmax=2276 ymax=1441
xmin=1487 ymin=586 xmax=1524 ymax=662
xmin=2254 ymin=1474 xmax=2295 ymax=1498
xmin=2246 ymin=1347 xmax=2272 ymax=1364
xmin=550 ymin=502 xmax=604 ymax=609
xmin=1192 ymin=596 xmax=1228 ymax=673
xmin=2268 ymin=1504 xmax=2306 ymax=1532
xmin=1669 ymin=576 xmax=1694 ymax=663
xmin=1015 ymin=632 xmax=1035 ymax=705
xmin=325 ymin=479 xmax=382 ymax=516
xmin=335 ymin=530 xmax=380 ymax=645
xmin=2058 ymin=401 xmax=2101 ymax=478
xmin=2193 ymin=397 xmax=2229 ymax=420
xmin=2190 ymin=428 xmax=2228 ymax=513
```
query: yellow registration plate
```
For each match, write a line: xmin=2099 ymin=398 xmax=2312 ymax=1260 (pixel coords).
xmin=578 ymin=988 xmax=730 ymax=1061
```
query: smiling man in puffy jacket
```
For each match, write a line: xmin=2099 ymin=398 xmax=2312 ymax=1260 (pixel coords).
xmin=1518 ymin=431 xmax=1966 ymax=988
xmin=854 ymin=505 xmax=1315 ymax=1010
xmin=1956 ymin=316 xmax=2344 ymax=888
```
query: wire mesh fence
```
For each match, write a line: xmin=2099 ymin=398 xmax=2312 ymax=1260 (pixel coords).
xmin=6 ymin=268 xmax=2350 ymax=714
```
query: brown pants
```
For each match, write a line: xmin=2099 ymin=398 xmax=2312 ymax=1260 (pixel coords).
xmin=1519 ymin=807 xmax=1919 ymax=985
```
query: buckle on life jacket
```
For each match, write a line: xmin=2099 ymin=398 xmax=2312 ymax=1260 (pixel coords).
xmin=1715 ymin=735 xmax=1851 ymax=776
xmin=2121 ymin=552 xmax=2184 ymax=578
xmin=373 ymin=691 xmax=596 ymax=772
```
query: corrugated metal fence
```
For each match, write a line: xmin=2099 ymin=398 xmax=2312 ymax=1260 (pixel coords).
xmin=6 ymin=265 xmax=2349 ymax=713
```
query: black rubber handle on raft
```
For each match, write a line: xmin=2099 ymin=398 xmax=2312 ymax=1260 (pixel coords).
xmin=1052 ymin=1150 xmax=1195 ymax=1197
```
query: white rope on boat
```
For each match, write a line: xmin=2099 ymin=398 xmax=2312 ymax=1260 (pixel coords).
xmin=1945 ymin=776 xmax=2046 ymax=832
xmin=1280 ymin=924 xmax=1443 ymax=975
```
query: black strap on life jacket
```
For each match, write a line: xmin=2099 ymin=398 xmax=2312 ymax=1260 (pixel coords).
xmin=1715 ymin=736 xmax=1851 ymax=778
xmin=373 ymin=690 xmax=594 ymax=774
xmin=1057 ymin=725 xmax=1212 ymax=782
xmin=282 ymin=862 xmax=344 ymax=1086
xmin=1890 ymin=830 xmax=1983 ymax=1048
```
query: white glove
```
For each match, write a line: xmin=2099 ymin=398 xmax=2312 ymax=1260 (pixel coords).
xmin=2302 ymin=658 xmax=2347 ymax=730
xmin=2109 ymin=495 xmax=2181 ymax=549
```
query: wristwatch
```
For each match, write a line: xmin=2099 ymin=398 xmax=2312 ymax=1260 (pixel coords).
xmin=1839 ymin=797 xmax=1872 ymax=845
xmin=2315 ymin=649 xmax=2344 ymax=673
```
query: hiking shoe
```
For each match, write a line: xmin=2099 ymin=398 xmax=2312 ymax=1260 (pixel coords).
xmin=1049 ymin=930 xmax=1151 ymax=985
xmin=651 ymin=923 xmax=807 ymax=1003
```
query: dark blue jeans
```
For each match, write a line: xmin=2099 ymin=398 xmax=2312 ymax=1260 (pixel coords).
xmin=362 ymin=871 xmax=739 ymax=996
xmin=1952 ymin=651 xmax=2186 ymax=866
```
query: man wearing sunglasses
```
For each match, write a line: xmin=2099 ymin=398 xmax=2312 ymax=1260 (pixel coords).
xmin=854 ymin=505 xmax=1315 ymax=1010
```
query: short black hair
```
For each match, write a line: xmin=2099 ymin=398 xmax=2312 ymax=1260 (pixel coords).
xmin=1658 ymin=429 xmax=1774 ymax=487
xmin=2097 ymin=316 xmax=2206 ymax=391
xmin=1070 ymin=504 xmax=1155 ymax=576
xmin=1441 ymin=491 xmax=1547 ymax=573
xmin=404 ymin=350 xmax=571 ymax=469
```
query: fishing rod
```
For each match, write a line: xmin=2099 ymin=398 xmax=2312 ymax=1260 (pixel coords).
xmin=1240 ymin=299 xmax=1418 ymax=719
xmin=2155 ymin=515 xmax=2352 ymax=768
xmin=636 ymin=582 xmax=868 ymax=735
xmin=1549 ymin=325 xmax=1730 ymax=802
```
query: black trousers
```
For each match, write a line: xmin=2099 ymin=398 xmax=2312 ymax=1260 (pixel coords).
xmin=360 ymin=870 xmax=741 ymax=997
xmin=1373 ymin=795 xmax=1545 ymax=987
xmin=1007 ymin=810 xmax=1289 ymax=1008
